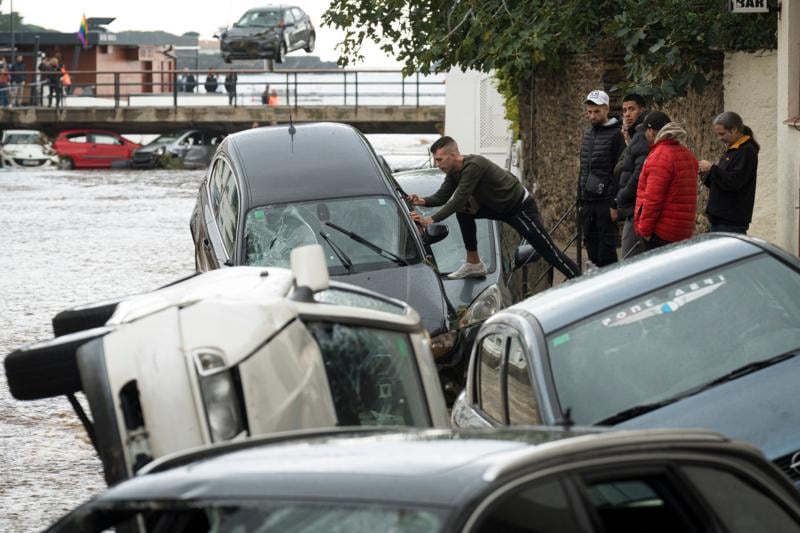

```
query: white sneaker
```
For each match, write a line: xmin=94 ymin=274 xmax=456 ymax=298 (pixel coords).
xmin=447 ymin=260 xmax=488 ymax=279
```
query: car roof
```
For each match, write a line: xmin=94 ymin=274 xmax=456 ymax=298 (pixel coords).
xmin=56 ymin=129 xmax=120 ymax=136
xmin=502 ymin=234 xmax=768 ymax=334
xmin=96 ymin=427 xmax=735 ymax=507
xmin=225 ymin=122 xmax=395 ymax=207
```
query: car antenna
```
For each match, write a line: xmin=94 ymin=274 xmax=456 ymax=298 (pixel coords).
xmin=560 ymin=407 xmax=575 ymax=430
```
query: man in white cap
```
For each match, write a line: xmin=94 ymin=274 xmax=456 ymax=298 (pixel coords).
xmin=578 ymin=89 xmax=625 ymax=267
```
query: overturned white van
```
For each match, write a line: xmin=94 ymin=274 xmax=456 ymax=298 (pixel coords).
xmin=5 ymin=245 xmax=448 ymax=485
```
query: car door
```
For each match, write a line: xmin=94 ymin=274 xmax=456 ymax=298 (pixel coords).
xmin=292 ymin=7 xmax=310 ymax=47
xmin=90 ymin=132 xmax=128 ymax=166
xmin=465 ymin=460 xmax=800 ymax=532
xmin=282 ymin=9 xmax=299 ymax=51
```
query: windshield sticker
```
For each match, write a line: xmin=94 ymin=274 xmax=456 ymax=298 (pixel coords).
xmin=254 ymin=210 xmax=265 ymax=219
xmin=378 ymin=199 xmax=386 ymax=205
xmin=601 ymin=275 xmax=726 ymax=327
xmin=552 ymin=333 xmax=571 ymax=347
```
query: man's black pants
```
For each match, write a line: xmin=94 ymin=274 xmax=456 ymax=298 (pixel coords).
xmin=456 ymin=196 xmax=581 ymax=279
xmin=579 ymin=201 xmax=618 ymax=267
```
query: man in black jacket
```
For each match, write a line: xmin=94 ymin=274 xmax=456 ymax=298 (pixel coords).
xmin=578 ymin=90 xmax=625 ymax=267
xmin=613 ymin=93 xmax=648 ymax=258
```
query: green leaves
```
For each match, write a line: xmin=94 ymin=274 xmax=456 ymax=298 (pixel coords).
xmin=323 ymin=0 xmax=776 ymax=105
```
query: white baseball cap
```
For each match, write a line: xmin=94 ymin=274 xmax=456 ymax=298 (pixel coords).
xmin=585 ymin=90 xmax=609 ymax=106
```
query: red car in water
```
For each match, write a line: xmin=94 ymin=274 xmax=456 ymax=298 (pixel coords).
xmin=52 ymin=129 xmax=141 ymax=169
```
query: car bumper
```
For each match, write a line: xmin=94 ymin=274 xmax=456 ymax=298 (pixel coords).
xmin=2 ymin=155 xmax=58 ymax=168
xmin=221 ymin=37 xmax=280 ymax=58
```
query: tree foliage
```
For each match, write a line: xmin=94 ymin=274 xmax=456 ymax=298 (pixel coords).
xmin=323 ymin=0 xmax=776 ymax=102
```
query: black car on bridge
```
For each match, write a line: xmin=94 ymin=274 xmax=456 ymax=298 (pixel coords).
xmin=189 ymin=122 xmax=476 ymax=397
xmin=218 ymin=5 xmax=315 ymax=64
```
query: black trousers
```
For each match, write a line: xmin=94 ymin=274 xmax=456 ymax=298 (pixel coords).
xmin=456 ymin=196 xmax=581 ymax=279
xmin=579 ymin=202 xmax=618 ymax=267
xmin=641 ymin=233 xmax=671 ymax=251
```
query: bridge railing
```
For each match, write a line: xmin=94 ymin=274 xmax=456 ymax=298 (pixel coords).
xmin=3 ymin=69 xmax=446 ymax=110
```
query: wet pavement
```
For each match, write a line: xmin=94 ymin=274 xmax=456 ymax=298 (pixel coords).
xmin=0 ymin=133 xmax=435 ymax=531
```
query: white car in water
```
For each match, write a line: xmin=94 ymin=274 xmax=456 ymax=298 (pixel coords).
xmin=4 ymin=245 xmax=449 ymax=485
xmin=1 ymin=129 xmax=58 ymax=168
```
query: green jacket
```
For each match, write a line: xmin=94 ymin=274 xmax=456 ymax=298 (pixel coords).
xmin=424 ymin=155 xmax=525 ymax=222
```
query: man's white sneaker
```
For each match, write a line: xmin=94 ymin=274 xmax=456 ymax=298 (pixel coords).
xmin=447 ymin=261 xmax=488 ymax=280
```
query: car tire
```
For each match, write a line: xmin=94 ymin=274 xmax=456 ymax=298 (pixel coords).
xmin=52 ymin=302 xmax=120 ymax=337
xmin=304 ymin=32 xmax=316 ymax=53
xmin=58 ymin=157 xmax=74 ymax=170
xmin=275 ymin=42 xmax=287 ymax=64
xmin=4 ymin=327 xmax=111 ymax=400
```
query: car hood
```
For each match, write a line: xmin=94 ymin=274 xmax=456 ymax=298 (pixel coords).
xmin=135 ymin=142 xmax=173 ymax=154
xmin=442 ymin=274 xmax=500 ymax=316
xmin=226 ymin=26 xmax=279 ymax=38
xmin=616 ymin=355 xmax=800 ymax=461
xmin=333 ymin=263 xmax=449 ymax=335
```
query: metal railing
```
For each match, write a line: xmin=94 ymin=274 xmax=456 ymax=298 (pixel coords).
xmin=0 ymin=68 xmax=446 ymax=110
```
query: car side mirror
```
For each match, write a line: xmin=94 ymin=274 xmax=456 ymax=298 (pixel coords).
xmin=423 ymin=223 xmax=448 ymax=246
xmin=514 ymin=244 xmax=539 ymax=270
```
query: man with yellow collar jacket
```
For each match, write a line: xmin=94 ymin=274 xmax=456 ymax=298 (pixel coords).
xmin=698 ymin=111 xmax=760 ymax=235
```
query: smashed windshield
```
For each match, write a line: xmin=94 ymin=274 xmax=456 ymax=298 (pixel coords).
xmin=306 ymin=322 xmax=431 ymax=427
xmin=3 ymin=133 xmax=42 ymax=145
xmin=547 ymin=255 xmax=800 ymax=425
xmin=244 ymin=196 xmax=421 ymax=274
xmin=236 ymin=9 xmax=281 ymax=28
xmin=414 ymin=205 xmax=494 ymax=275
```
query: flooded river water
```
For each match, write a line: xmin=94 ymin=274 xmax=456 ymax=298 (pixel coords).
xmin=0 ymin=133 xmax=434 ymax=531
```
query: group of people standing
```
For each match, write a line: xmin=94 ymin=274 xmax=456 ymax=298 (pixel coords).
xmin=0 ymin=55 xmax=28 ymax=108
xmin=579 ymin=89 xmax=759 ymax=266
xmin=178 ymin=68 xmax=239 ymax=105
xmin=403 ymin=91 xmax=759 ymax=282
xmin=0 ymin=55 xmax=69 ymax=108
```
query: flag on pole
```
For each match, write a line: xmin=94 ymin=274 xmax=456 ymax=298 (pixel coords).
xmin=77 ymin=14 xmax=89 ymax=48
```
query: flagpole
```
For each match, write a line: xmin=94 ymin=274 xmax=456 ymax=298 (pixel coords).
xmin=10 ymin=0 xmax=15 ymax=57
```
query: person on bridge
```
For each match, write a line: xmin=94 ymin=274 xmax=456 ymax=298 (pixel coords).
xmin=407 ymin=136 xmax=581 ymax=280
xmin=46 ymin=57 xmax=62 ymax=108
xmin=204 ymin=70 xmax=218 ymax=93
xmin=267 ymin=89 xmax=279 ymax=106
xmin=224 ymin=71 xmax=238 ymax=105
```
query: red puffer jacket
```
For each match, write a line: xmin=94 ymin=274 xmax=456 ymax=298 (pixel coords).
xmin=634 ymin=138 xmax=698 ymax=242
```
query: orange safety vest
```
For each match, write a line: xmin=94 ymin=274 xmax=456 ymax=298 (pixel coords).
xmin=267 ymin=94 xmax=278 ymax=105
xmin=60 ymin=67 xmax=72 ymax=86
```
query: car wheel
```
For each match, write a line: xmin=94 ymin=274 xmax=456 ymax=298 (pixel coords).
xmin=52 ymin=301 xmax=120 ymax=337
xmin=304 ymin=32 xmax=316 ymax=53
xmin=4 ymin=327 xmax=111 ymax=400
xmin=275 ymin=41 xmax=287 ymax=64
xmin=58 ymin=157 xmax=74 ymax=170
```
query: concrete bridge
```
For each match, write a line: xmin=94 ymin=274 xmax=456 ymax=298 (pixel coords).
xmin=0 ymin=105 xmax=446 ymax=135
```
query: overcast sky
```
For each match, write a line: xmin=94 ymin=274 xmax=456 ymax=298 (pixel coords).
xmin=7 ymin=0 xmax=399 ymax=66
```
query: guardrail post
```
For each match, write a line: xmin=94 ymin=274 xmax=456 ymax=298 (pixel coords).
xmin=343 ymin=71 xmax=347 ymax=105
xmin=416 ymin=72 xmax=420 ymax=108
xmin=294 ymin=71 xmax=298 ymax=110
xmin=114 ymin=72 xmax=120 ymax=108
xmin=354 ymin=71 xmax=358 ymax=110
xmin=172 ymin=70 xmax=178 ymax=108
xmin=401 ymin=74 xmax=405 ymax=106
xmin=285 ymin=73 xmax=290 ymax=107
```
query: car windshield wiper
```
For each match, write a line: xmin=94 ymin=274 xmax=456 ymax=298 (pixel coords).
xmin=318 ymin=231 xmax=353 ymax=273
xmin=596 ymin=350 xmax=800 ymax=426
xmin=324 ymin=221 xmax=408 ymax=266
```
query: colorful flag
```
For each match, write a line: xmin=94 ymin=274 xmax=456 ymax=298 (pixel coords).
xmin=76 ymin=14 xmax=88 ymax=48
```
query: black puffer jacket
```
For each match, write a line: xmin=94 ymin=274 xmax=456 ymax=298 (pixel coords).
xmin=615 ymin=118 xmax=650 ymax=218
xmin=703 ymin=137 xmax=759 ymax=225
xmin=578 ymin=117 xmax=625 ymax=202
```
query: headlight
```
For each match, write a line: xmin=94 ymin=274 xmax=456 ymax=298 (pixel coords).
xmin=194 ymin=352 xmax=245 ymax=442
xmin=430 ymin=330 xmax=458 ymax=359
xmin=459 ymin=284 xmax=503 ymax=329
xmin=155 ymin=146 xmax=166 ymax=156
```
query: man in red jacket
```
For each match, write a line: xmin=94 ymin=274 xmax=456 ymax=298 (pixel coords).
xmin=634 ymin=111 xmax=698 ymax=251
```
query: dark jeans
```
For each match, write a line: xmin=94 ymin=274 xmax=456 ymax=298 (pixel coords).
xmin=456 ymin=196 xmax=581 ymax=279
xmin=579 ymin=202 xmax=618 ymax=267
xmin=641 ymin=233 xmax=671 ymax=252
xmin=710 ymin=223 xmax=748 ymax=234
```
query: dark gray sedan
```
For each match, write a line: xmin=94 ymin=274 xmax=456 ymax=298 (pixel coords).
xmin=219 ymin=5 xmax=315 ymax=63
xmin=47 ymin=426 xmax=800 ymax=532
xmin=453 ymin=234 xmax=800 ymax=486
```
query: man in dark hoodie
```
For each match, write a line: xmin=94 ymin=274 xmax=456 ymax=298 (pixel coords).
xmin=578 ymin=90 xmax=626 ymax=267
xmin=612 ymin=93 xmax=649 ymax=258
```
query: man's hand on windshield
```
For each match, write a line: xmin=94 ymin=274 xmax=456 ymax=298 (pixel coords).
xmin=407 ymin=194 xmax=426 ymax=206
xmin=410 ymin=211 xmax=433 ymax=227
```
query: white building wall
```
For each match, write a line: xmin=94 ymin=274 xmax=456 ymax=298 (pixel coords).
xmin=776 ymin=0 xmax=800 ymax=254
xmin=724 ymin=51 xmax=778 ymax=243
xmin=445 ymin=69 xmax=513 ymax=170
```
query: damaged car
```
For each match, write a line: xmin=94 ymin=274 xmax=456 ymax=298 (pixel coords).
xmin=4 ymin=244 xmax=449 ymax=485
xmin=1 ymin=129 xmax=58 ymax=168
xmin=218 ymin=5 xmax=315 ymax=63
xmin=190 ymin=122 xmax=477 ymax=403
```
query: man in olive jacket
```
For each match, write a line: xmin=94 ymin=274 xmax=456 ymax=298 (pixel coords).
xmin=578 ymin=90 xmax=626 ymax=267
xmin=408 ymin=136 xmax=580 ymax=280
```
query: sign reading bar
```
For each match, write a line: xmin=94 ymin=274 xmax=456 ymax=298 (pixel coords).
xmin=729 ymin=0 xmax=769 ymax=12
